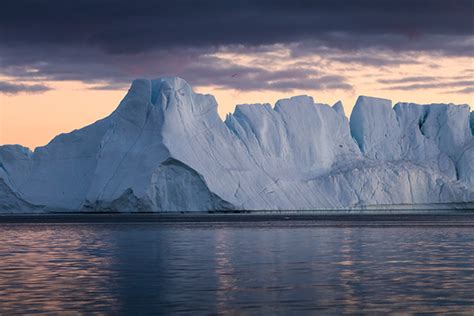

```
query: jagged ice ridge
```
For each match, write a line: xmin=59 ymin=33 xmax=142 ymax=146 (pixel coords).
xmin=1 ymin=77 xmax=473 ymax=213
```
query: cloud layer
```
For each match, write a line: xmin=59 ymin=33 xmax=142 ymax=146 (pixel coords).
xmin=0 ymin=0 xmax=472 ymax=93
xmin=0 ymin=81 xmax=51 ymax=94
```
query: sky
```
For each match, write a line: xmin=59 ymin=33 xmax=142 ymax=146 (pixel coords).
xmin=0 ymin=0 xmax=473 ymax=149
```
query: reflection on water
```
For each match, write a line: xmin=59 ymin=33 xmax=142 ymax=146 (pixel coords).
xmin=0 ymin=225 xmax=119 ymax=313
xmin=0 ymin=222 xmax=474 ymax=314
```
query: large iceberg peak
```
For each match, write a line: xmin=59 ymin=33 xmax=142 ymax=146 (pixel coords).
xmin=1 ymin=76 xmax=473 ymax=213
xmin=120 ymin=76 xmax=209 ymax=110
xmin=152 ymin=76 xmax=190 ymax=90
xmin=114 ymin=76 xmax=220 ymax=130
xmin=149 ymin=77 xmax=193 ymax=105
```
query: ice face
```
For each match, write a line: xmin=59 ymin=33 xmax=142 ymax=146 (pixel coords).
xmin=0 ymin=77 xmax=472 ymax=213
xmin=332 ymin=101 xmax=345 ymax=117
xmin=350 ymin=96 xmax=402 ymax=160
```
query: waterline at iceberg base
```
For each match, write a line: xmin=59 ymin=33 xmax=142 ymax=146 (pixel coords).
xmin=1 ymin=77 xmax=473 ymax=213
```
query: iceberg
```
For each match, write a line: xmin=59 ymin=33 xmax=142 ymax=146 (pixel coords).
xmin=1 ymin=77 xmax=473 ymax=213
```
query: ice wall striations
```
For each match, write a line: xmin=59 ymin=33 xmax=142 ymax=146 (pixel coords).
xmin=1 ymin=77 xmax=473 ymax=213
xmin=470 ymin=112 xmax=474 ymax=135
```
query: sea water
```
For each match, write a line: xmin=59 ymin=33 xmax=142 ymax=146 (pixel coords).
xmin=0 ymin=219 xmax=473 ymax=314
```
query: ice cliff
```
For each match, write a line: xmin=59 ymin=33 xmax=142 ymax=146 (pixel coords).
xmin=1 ymin=77 xmax=473 ymax=212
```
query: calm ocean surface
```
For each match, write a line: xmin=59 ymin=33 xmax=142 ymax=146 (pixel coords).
xmin=1 ymin=219 xmax=473 ymax=314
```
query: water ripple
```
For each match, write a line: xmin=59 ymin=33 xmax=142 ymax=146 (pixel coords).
xmin=0 ymin=223 xmax=473 ymax=314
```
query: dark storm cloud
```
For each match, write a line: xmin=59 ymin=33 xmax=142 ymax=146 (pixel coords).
xmin=1 ymin=0 xmax=472 ymax=53
xmin=185 ymin=66 xmax=352 ymax=91
xmin=0 ymin=81 xmax=51 ymax=94
xmin=82 ymin=57 xmax=352 ymax=92
xmin=0 ymin=45 xmax=210 ymax=84
xmin=0 ymin=45 xmax=351 ymax=92
xmin=0 ymin=0 xmax=472 ymax=91
xmin=177 ymin=59 xmax=349 ymax=91
xmin=289 ymin=34 xmax=473 ymax=58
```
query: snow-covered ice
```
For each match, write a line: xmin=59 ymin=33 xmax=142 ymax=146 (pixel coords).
xmin=1 ymin=77 xmax=473 ymax=212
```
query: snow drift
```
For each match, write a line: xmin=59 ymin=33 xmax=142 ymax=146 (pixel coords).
xmin=1 ymin=77 xmax=473 ymax=213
